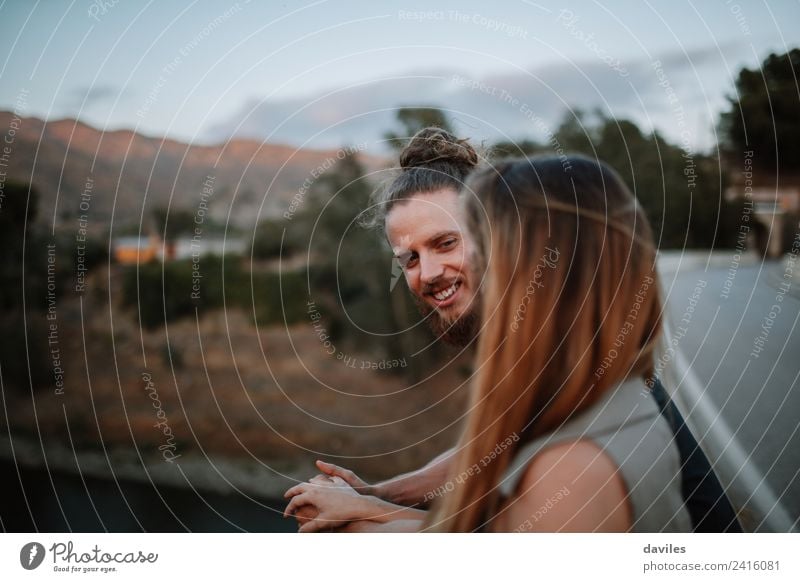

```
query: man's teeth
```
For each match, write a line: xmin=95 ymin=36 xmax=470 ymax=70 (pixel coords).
xmin=434 ymin=283 xmax=459 ymax=301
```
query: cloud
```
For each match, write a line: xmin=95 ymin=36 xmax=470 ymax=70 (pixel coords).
xmin=204 ymin=41 xmax=758 ymax=152
xmin=204 ymin=75 xmax=453 ymax=149
xmin=64 ymin=84 xmax=128 ymax=110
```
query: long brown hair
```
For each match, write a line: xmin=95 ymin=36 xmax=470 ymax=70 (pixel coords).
xmin=426 ymin=155 xmax=662 ymax=531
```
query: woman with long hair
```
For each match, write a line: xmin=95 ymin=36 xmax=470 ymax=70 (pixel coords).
xmin=285 ymin=152 xmax=692 ymax=532
xmin=426 ymin=155 xmax=690 ymax=531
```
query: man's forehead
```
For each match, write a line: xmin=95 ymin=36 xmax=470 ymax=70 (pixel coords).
xmin=386 ymin=194 xmax=465 ymax=245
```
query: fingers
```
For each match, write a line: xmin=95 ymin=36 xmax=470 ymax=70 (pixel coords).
xmin=283 ymin=483 xmax=308 ymax=499
xmin=283 ymin=461 xmax=348 ymax=515
xmin=316 ymin=460 xmax=358 ymax=485
xmin=292 ymin=504 xmax=319 ymax=525
xmin=284 ymin=474 xmax=336 ymax=506
xmin=315 ymin=460 xmax=339 ymax=476
xmin=309 ymin=474 xmax=333 ymax=485
xmin=283 ymin=493 xmax=311 ymax=518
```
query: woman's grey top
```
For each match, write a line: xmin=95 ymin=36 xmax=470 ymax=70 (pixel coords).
xmin=497 ymin=377 xmax=692 ymax=532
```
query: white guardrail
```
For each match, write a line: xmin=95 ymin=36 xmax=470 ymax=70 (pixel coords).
xmin=662 ymin=325 xmax=797 ymax=532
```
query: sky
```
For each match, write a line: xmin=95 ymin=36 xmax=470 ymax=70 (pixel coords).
xmin=1 ymin=0 xmax=798 ymax=153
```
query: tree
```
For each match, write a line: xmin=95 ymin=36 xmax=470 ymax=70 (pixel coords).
xmin=499 ymin=110 xmax=736 ymax=249
xmin=152 ymin=206 xmax=196 ymax=241
xmin=0 ymin=181 xmax=38 ymax=309
xmin=490 ymin=138 xmax=544 ymax=158
xmin=307 ymin=152 xmax=395 ymax=339
xmin=555 ymin=109 xmax=600 ymax=154
xmin=384 ymin=107 xmax=453 ymax=151
xmin=298 ymin=149 xmax=438 ymax=373
xmin=0 ymin=181 xmax=52 ymax=391
xmin=252 ymin=217 xmax=304 ymax=260
xmin=720 ymin=49 xmax=800 ymax=170
xmin=586 ymin=115 xmax=733 ymax=249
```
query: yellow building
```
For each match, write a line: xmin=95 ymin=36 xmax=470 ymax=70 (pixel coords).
xmin=113 ymin=235 xmax=163 ymax=264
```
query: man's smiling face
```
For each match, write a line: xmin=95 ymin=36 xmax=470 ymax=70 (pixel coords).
xmin=385 ymin=188 xmax=480 ymax=346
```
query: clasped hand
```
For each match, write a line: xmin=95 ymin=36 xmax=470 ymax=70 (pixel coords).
xmin=283 ymin=461 xmax=380 ymax=532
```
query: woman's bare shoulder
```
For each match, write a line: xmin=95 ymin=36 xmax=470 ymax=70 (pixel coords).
xmin=501 ymin=439 xmax=633 ymax=532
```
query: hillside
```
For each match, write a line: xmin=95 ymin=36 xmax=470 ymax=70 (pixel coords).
xmin=0 ymin=111 xmax=386 ymax=230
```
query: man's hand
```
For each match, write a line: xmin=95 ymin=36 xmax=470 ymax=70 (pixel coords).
xmin=283 ymin=474 xmax=331 ymax=528
xmin=282 ymin=462 xmax=428 ymax=532
xmin=284 ymin=475 xmax=375 ymax=532
xmin=314 ymin=460 xmax=375 ymax=496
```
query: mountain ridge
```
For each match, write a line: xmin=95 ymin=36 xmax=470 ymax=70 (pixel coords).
xmin=0 ymin=111 xmax=386 ymax=230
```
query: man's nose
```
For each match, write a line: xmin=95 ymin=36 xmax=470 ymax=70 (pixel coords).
xmin=420 ymin=255 xmax=445 ymax=284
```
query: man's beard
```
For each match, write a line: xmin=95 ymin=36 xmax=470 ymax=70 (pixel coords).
xmin=412 ymin=294 xmax=480 ymax=348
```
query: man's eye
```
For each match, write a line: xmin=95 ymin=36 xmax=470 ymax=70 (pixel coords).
xmin=439 ymin=238 xmax=457 ymax=250
xmin=405 ymin=256 xmax=418 ymax=269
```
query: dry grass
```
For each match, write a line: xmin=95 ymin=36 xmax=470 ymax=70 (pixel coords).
xmin=4 ymin=268 xmax=470 ymax=482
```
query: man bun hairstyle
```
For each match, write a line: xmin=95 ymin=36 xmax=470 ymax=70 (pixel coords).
xmin=364 ymin=127 xmax=479 ymax=231
xmin=399 ymin=127 xmax=479 ymax=170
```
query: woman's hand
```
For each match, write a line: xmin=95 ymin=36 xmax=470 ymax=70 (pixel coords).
xmin=291 ymin=504 xmax=319 ymax=527
xmin=283 ymin=475 xmax=379 ymax=532
xmin=314 ymin=460 xmax=374 ymax=496
xmin=283 ymin=473 xmax=334 ymax=528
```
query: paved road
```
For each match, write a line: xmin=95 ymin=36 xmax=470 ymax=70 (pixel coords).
xmin=661 ymin=255 xmax=799 ymax=530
